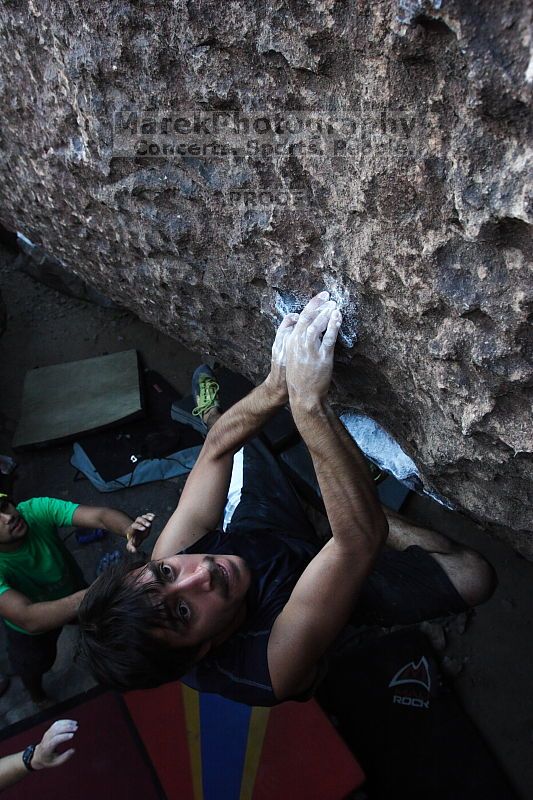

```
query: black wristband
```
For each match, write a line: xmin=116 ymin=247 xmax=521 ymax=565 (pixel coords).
xmin=22 ymin=744 xmax=36 ymax=771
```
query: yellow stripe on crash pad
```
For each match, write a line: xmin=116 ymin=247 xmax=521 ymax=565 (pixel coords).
xmin=239 ymin=706 xmax=271 ymax=800
xmin=182 ymin=685 xmax=204 ymax=800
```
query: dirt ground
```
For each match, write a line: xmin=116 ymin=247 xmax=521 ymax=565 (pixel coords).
xmin=0 ymin=241 xmax=531 ymax=798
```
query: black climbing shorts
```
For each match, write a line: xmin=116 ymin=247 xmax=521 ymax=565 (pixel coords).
xmin=229 ymin=436 xmax=469 ymax=629
xmin=352 ymin=545 xmax=469 ymax=628
xmin=226 ymin=435 xmax=316 ymax=542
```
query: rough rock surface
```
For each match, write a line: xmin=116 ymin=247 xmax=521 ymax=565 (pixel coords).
xmin=0 ymin=1 xmax=531 ymax=552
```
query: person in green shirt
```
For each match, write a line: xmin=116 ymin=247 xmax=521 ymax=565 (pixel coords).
xmin=0 ymin=492 xmax=153 ymax=703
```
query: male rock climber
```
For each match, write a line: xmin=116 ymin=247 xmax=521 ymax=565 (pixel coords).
xmin=79 ymin=292 xmax=495 ymax=706
xmin=0 ymin=492 xmax=153 ymax=703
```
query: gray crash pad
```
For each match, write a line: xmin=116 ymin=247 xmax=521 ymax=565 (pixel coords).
xmin=13 ymin=350 xmax=143 ymax=450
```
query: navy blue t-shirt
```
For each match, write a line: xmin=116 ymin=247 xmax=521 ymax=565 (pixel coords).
xmin=180 ymin=527 xmax=319 ymax=706
xmin=178 ymin=529 xmax=466 ymax=705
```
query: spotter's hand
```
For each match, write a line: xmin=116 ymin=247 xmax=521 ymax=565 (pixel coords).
xmin=31 ymin=719 xmax=79 ymax=770
xmin=125 ymin=513 xmax=155 ymax=553
xmin=265 ymin=312 xmax=300 ymax=403
xmin=285 ymin=291 xmax=342 ymax=405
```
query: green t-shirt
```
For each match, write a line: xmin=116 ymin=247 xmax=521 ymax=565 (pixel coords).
xmin=0 ymin=497 xmax=84 ymax=634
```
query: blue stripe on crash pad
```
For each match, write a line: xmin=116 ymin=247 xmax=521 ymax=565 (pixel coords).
xmin=200 ymin=693 xmax=252 ymax=800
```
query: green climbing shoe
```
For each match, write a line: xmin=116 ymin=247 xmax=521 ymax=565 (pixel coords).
xmin=192 ymin=365 xmax=220 ymax=424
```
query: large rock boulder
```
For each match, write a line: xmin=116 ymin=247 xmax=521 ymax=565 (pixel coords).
xmin=0 ymin=1 xmax=531 ymax=553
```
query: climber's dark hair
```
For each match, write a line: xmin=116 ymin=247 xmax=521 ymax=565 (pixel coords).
xmin=78 ymin=555 xmax=201 ymax=691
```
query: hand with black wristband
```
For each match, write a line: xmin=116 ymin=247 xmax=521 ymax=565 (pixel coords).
xmin=0 ymin=719 xmax=78 ymax=790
